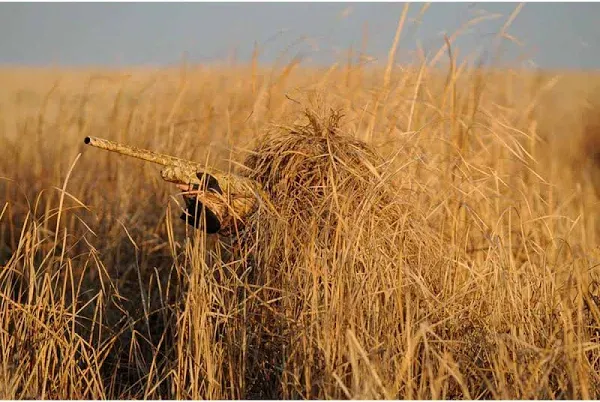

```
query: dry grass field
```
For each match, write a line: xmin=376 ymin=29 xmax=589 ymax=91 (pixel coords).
xmin=2 ymin=51 xmax=600 ymax=399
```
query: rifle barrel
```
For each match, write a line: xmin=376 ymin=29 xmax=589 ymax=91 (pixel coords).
xmin=83 ymin=136 xmax=200 ymax=169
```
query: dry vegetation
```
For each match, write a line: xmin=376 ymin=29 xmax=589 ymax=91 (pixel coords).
xmin=3 ymin=43 xmax=600 ymax=399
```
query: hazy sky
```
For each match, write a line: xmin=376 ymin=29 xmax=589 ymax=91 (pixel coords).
xmin=0 ymin=2 xmax=598 ymax=69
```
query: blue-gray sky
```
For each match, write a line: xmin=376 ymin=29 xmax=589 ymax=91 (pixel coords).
xmin=0 ymin=2 xmax=598 ymax=69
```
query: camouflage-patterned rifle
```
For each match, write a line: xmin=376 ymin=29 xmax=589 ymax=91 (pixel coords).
xmin=83 ymin=136 xmax=266 ymax=235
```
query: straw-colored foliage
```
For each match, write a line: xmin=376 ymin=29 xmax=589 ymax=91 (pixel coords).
xmin=2 ymin=56 xmax=600 ymax=399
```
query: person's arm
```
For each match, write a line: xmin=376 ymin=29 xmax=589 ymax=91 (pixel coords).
xmin=177 ymin=174 xmax=223 ymax=233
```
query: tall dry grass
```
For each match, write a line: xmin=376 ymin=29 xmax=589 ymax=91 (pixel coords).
xmin=2 ymin=51 xmax=600 ymax=399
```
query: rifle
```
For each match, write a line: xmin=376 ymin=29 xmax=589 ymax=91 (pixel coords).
xmin=83 ymin=136 xmax=266 ymax=235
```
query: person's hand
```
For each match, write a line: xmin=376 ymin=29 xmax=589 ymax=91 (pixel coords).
xmin=176 ymin=177 xmax=222 ymax=233
xmin=176 ymin=183 xmax=199 ymax=199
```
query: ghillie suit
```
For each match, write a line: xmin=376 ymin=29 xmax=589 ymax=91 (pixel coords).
xmin=184 ymin=109 xmax=447 ymax=398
